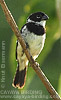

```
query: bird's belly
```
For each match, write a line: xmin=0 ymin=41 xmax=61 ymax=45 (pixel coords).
xmin=30 ymin=39 xmax=43 ymax=57
xmin=26 ymin=33 xmax=46 ymax=59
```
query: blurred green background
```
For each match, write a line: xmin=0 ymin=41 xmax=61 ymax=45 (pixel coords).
xmin=0 ymin=0 xmax=61 ymax=100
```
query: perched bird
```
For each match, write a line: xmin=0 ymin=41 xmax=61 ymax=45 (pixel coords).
xmin=12 ymin=12 xmax=49 ymax=89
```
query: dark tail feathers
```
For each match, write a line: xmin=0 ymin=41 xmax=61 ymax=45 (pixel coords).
xmin=12 ymin=66 xmax=26 ymax=89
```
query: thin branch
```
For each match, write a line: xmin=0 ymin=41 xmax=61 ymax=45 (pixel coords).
xmin=0 ymin=0 xmax=61 ymax=100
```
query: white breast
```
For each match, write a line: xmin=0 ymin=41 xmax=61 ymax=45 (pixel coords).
xmin=22 ymin=30 xmax=46 ymax=59
xmin=29 ymin=33 xmax=46 ymax=59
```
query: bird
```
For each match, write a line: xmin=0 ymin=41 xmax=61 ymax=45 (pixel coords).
xmin=12 ymin=12 xmax=49 ymax=89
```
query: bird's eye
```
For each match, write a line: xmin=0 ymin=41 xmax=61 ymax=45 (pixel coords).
xmin=36 ymin=15 xmax=40 ymax=18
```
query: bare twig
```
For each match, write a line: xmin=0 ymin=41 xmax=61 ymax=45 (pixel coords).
xmin=0 ymin=0 xmax=61 ymax=100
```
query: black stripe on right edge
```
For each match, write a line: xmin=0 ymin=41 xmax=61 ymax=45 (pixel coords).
xmin=16 ymin=40 xmax=18 ymax=60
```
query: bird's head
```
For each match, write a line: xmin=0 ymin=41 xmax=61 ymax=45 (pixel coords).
xmin=27 ymin=12 xmax=49 ymax=27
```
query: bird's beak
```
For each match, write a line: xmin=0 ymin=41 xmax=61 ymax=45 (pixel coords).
xmin=42 ymin=14 xmax=49 ymax=20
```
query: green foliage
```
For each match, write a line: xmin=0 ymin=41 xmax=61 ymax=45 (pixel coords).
xmin=0 ymin=0 xmax=61 ymax=100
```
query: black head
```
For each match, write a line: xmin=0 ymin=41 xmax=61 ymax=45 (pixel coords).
xmin=27 ymin=12 xmax=49 ymax=22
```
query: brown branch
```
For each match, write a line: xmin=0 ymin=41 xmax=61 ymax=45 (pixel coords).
xmin=0 ymin=0 xmax=61 ymax=100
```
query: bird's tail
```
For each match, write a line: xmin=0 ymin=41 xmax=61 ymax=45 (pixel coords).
xmin=12 ymin=63 xmax=26 ymax=89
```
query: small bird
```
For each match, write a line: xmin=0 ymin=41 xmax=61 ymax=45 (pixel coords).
xmin=12 ymin=12 xmax=49 ymax=89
